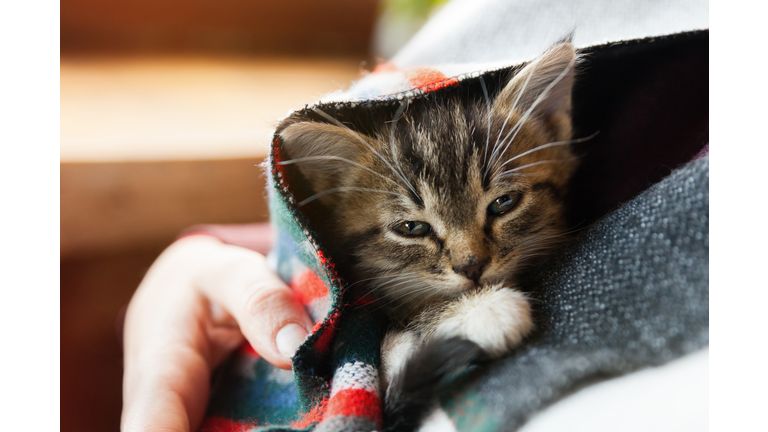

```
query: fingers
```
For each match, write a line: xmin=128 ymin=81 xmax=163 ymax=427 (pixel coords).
xmin=122 ymin=341 xmax=211 ymax=432
xmin=188 ymin=236 xmax=314 ymax=369
xmin=122 ymin=236 xmax=229 ymax=432
xmin=121 ymin=235 xmax=313 ymax=432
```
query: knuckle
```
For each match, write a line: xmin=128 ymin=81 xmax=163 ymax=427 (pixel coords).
xmin=241 ymin=280 xmax=293 ymax=319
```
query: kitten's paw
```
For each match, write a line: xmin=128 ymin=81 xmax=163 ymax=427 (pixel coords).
xmin=380 ymin=330 xmax=418 ymax=393
xmin=433 ymin=285 xmax=533 ymax=358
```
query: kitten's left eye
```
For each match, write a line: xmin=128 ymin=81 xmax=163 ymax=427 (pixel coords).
xmin=488 ymin=193 xmax=522 ymax=216
xmin=393 ymin=221 xmax=432 ymax=237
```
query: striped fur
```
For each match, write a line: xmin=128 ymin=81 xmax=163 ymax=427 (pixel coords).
xmin=277 ymin=42 xmax=579 ymax=429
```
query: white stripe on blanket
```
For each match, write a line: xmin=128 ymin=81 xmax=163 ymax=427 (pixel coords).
xmin=330 ymin=361 xmax=380 ymax=397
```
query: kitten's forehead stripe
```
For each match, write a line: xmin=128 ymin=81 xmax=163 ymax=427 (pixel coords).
xmin=386 ymin=97 xmax=494 ymax=229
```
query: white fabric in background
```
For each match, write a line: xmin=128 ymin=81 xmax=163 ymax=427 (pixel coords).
xmin=519 ymin=348 xmax=709 ymax=432
xmin=393 ymin=0 xmax=708 ymax=66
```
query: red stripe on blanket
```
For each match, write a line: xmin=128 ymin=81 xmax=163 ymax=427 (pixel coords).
xmin=325 ymin=388 xmax=382 ymax=424
xmin=405 ymin=67 xmax=460 ymax=92
xmin=271 ymin=137 xmax=289 ymax=177
xmin=200 ymin=417 xmax=254 ymax=432
xmin=312 ymin=312 xmax=340 ymax=353
xmin=373 ymin=61 xmax=399 ymax=74
xmin=291 ymin=269 xmax=329 ymax=304
xmin=291 ymin=396 xmax=329 ymax=429
xmin=316 ymin=250 xmax=336 ymax=270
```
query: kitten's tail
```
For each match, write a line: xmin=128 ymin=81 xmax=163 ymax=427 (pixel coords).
xmin=383 ymin=337 xmax=484 ymax=432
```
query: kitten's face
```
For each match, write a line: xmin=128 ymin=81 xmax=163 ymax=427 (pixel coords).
xmin=279 ymin=43 xmax=578 ymax=311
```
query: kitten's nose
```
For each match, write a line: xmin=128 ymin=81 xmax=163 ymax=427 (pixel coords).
xmin=452 ymin=258 xmax=487 ymax=283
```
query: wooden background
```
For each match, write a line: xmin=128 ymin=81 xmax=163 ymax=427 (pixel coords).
xmin=60 ymin=1 xmax=378 ymax=430
xmin=61 ymin=0 xmax=378 ymax=56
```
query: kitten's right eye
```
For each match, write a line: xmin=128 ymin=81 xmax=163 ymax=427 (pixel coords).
xmin=488 ymin=193 xmax=522 ymax=216
xmin=393 ymin=221 xmax=432 ymax=237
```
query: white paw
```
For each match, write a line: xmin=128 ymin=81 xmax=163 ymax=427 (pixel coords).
xmin=433 ymin=285 xmax=533 ymax=358
xmin=380 ymin=329 xmax=418 ymax=393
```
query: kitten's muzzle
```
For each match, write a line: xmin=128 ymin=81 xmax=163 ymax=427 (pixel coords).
xmin=452 ymin=258 xmax=488 ymax=283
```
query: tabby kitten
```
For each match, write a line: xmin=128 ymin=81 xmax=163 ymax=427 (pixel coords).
xmin=277 ymin=42 xmax=578 ymax=415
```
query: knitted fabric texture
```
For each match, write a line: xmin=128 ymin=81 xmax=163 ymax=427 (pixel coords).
xmin=201 ymin=30 xmax=708 ymax=432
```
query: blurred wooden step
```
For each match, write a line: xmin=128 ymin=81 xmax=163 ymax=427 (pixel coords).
xmin=61 ymin=56 xmax=362 ymax=257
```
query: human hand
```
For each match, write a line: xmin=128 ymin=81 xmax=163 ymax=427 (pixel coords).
xmin=121 ymin=235 xmax=314 ymax=432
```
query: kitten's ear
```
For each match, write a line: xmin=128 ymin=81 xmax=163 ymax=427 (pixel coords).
xmin=494 ymin=42 xmax=577 ymax=138
xmin=278 ymin=121 xmax=366 ymax=194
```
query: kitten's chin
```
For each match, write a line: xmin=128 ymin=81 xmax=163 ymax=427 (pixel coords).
xmin=442 ymin=279 xmax=488 ymax=296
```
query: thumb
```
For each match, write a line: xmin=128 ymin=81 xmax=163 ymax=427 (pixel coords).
xmin=194 ymin=240 xmax=313 ymax=369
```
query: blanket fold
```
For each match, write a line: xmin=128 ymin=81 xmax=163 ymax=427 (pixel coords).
xmin=201 ymin=29 xmax=708 ymax=432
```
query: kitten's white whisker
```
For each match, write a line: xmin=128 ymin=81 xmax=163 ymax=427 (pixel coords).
xmin=377 ymin=278 xmax=426 ymax=297
xmin=371 ymin=289 xmax=422 ymax=312
xmin=513 ymin=234 xmax=569 ymax=257
xmin=388 ymin=100 xmax=422 ymax=201
xmin=298 ymin=187 xmax=403 ymax=206
xmin=278 ymin=156 xmax=401 ymax=188
xmin=486 ymin=60 xmax=540 ymax=180
xmin=362 ymin=275 xmax=422 ymax=296
xmin=494 ymin=132 xmax=598 ymax=173
xmin=373 ymin=273 xmax=422 ymax=287
xmin=352 ymin=271 xmax=422 ymax=284
xmin=377 ymin=277 xmax=428 ymax=296
xmin=478 ymin=76 xmax=492 ymax=170
xmin=494 ymin=176 xmax=536 ymax=186
xmin=372 ymin=283 xmax=435 ymax=312
xmin=312 ymin=108 xmax=414 ymax=192
xmin=497 ymin=157 xmax=579 ymax=178
xmin=312 ymin=107 xmax=421 ymax=203
xmin=491 ymin=57 xmax=576 ymax=178
xmin=396 ymin=286 xmax=444 ymax=313
xmin=350 ymin=272 xmax=423 ymax=295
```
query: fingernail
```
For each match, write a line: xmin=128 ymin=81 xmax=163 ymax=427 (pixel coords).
xmin=276 ymin=323 xmax=309 ymax=358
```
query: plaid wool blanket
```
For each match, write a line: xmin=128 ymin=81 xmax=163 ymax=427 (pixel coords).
xmin=200 ymin=29 xmax=709 ymax=432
